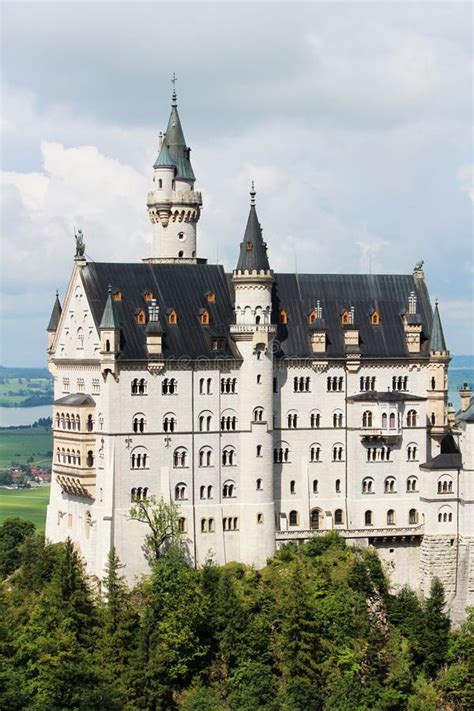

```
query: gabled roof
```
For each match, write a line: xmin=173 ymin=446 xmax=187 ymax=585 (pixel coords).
xmin=47 ymin=291 xmax=62 ymax=332
xmin=420 ymin=433 xmax=462 ymax=469
xmin=99 ymin=287 xmax=120 ymax=330
xmin=236 ymin=188 xmax=271 ymax=272
xmin=456 ymin=397 xmax=474 ymax=424
xmin=430 ymin=301 xmax=448 ymax=352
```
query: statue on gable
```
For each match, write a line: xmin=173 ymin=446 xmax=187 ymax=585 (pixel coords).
xmin=414 ymin=259 xmax=424 ymax=272
xmin=75 ymin=228 xmax=85 ymax=258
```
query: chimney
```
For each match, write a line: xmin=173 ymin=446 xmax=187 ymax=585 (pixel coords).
xmin=459 ymin=383 xmax=472 ymax=412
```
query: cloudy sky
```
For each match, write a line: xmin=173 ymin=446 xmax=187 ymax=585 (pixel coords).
xmin=1 ymin=1 xmax=472 ymax=365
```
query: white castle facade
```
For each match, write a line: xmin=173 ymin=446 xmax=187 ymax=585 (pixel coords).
xmin=45 ymin=87 xmax=474 ymax=620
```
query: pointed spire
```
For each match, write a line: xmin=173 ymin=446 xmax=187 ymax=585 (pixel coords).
xmin=99 ymin=285 xmax=120 ymax=330
xmin=156 ymin=75 xmax=195 ymax=181
xmin=430 ymin=300 xmax=448 ymax=353
xmin=153 ymin=140 xmax=175 ymax=169
xmin=47 ymin=290 xmax=62 ymax=332
xmin=236 ymin=184 xmax=271 ymax=272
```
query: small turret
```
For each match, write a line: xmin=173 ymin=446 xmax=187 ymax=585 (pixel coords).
xmin=427 ymin=300 xmax=451 ymax=441
xmin=430 ymin=300 xmax=448 ymax=355
xmin=47 ymin=290 xmax=62 ymax=352
xmin=99 ymin=286 xmax=120 ymax=377
xmin=235 ymin=182 xmax=271 ymax=273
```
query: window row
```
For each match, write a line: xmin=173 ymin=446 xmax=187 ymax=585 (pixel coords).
xmin=131 ymin=487 xmax=148 ymax=501
xmin=362 ymin=476 xmax=419 ymax=493
xmin=62 ymin=377 xmax=90 ymax=394
xmin=392 ymin=376 xmax=408 ymax=391
xmin=363 ymin=509 xmax=419 ymax=526
xmin=288 ymin=509 xmax=344 ymax=527
xmin=221 ymin=377 xmax=237 ymax=394
xmin=327 ymin=376 xmax=344 ymax=392
xmin=56 ymin=447 xmax=94 ymax=467
xmin=360 ymin=376 xmax=376 ymax=391
xmin=274 ymin=443 xmax=345 ymax=463
xmin=367 ymin=446 xmax=392 ymax=462
xmin=175 ymin=480 xmax=236 ymax=500
xmin=55 ymin=412 xmax=94 ymax=432
xmin=294 ymin=376 xmax=311 ymax=393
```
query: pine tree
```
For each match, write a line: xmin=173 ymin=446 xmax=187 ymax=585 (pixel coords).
xmin=423 ymin=577 xmax=450 ymax=677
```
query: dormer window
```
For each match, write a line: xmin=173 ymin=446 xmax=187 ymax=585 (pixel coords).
xmin=136 ymin=309 xmax=146 ymax=325
xmin=113 ymin=291 xmax=123 ymax=302
xmin=199 ymin=309 xmax=210 ymax=326
xmin=168 ymin=309 xmax=178 ymax=325
xmin=143 ymin=291 xmax=154 ymax=302
xmin=370 ymin=310 xmax=380 ymax=325
xmin=246 ymin=242 xmax=253 ymax=251
xmin=207 ymin=292 xmax=216 ymax=303
xmin=341 ymin=310 xmax=350 ymax=325
xmin=308 ymin=309 xmax=317 ymax=325
xmin=279 ymin=309 xmax=289 ymax=325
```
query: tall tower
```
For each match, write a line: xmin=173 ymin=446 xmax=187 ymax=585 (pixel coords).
xmin=146 ymin=78 xmax=202 ymax=262
xmin=231 ymin=185 xmax=276 ymax=566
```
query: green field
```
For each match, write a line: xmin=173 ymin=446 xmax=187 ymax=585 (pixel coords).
xmin=0 ymin=427 xmax=53 ymax=468
xmin=0 ymin=367 xmax=53 ymax=407
xmin=0 ymin=486 xmax=50 ymax=530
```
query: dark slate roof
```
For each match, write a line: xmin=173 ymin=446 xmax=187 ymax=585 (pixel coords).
xmin=81 ymin=263 xmax=236 ymax=361
xmin=347 ymin=391 xmax=426 ymax=403
xmin=430 ymin=302 xmax=447 ymax=352
xmin=99 ymin=288 xmax=120 ymax=330
xmin=160 ymin=101 xmax=195 ymax=181
xmin=82 ymin=264 xmax=435 ymax=362
xmin=47 ymin=292 xmax=62 ymax=332
xmin=229 ymin=272 xmax=432 ymax=360
xmin=236 ymin=203 xmax=271 ymax=272
xmin=54 ymin=394 xmax=96 ymax=407
xmin=153 ymin=141 xmax=174 ymax=169
xmin=420 ymin=452 xmax=462 ymax=470
xmin=420 ymin=433 xmax=462 ymax=469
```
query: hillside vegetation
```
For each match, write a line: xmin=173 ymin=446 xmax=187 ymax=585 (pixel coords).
xmin=0 ymin=518 xmax=473 ymax=711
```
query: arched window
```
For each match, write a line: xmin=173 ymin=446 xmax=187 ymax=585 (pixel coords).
xmin=163 ymin=413 xmax=176 ymax=432
xmin=198 ymin=411 xmax=212 ymax=431
xmin=221 ymin=410 xmax=237 ymax=431
xmin=222 ymin=446 xmax=236 ymax=466
xmin=287 ymin=411 xmax=298 ymax=428
xmin=310 ymin=444 xmax=321 ymax=463
xmin=289 ymin=510 xmax=298 ymax=526
xmin=310 ymin=411 xmax=321 ymax=428
xmin=201 ymin=518 xmax=208 ymax=533
xmin=362 ymin=477 xmax=373 ymax=494
xmin=381 ymin=412 xmax=388 ymax=428
xmin=256 ymin=478 xmax=262 ymax=490
xmin=332 ymin=443 xmax=344 ymax=461
xmin=310 ymin=509 xmax=321 ymax=530
xmin=199 ymin=447 xmax=212 ymax=467
xmin=253 ymin=407 xmax=264 ymax=422
xmin=256 ymin=444 xmax=262 ymax=457
xmin=173 ymin=447 xmax=188 ymax=468
xmin=384 ymin=477 xmax=396 ymax=493
xmin=332 ymin=410 xmax=343 ymax=428
xmin=178 ymin=517 xmax=186 ymax=532
xmin=335 ymin=479 xmax=341 ymax=493
xmin=408 ymin=509 xmax=419 ymax=525
xmin=370 ymin=310 xmax=380 ymax=325
xmin=389 ymin=412 xmax=396 ymax=429
xmin=274 ymin=443 xmax=290 ymax=463
xmin=162 ymin=378 xmax=177 ymax=395
xmin=362 ymin=410 xmax=373 ymax=428
xmin=200 ymin=485 xmax=205 ymax=499
xmin=334 ymin=509 xmax=343 ymax=525
xmin=175 ymin=483 xmax=187 ymax=500
xmin=279 ymin=309 xmax=288 ymax=325
xmin=132 ymin=413 xmax=146 ymax=433
xmin=407 ymin=443 xmax=418 ymax=461
xmin=312 ymin=479 xmax=318 ymax=494
xmin=130 ymin=446 xmax=148 ymax=470
xmin=365 ymin=510 xmax=373 ymax=526
xmin=208 ymin=518 xmax=215 ymax=532
xmin=406 ymin=476 xmax=418 ymax=492
xmin=387 ymin=509 xmax=395 ymax=526
xmin=290 ymin=480 xmax=296 ymax=494
xmin=437 ymin=476 xmax=454 ymax=494
xmin=406 ymin=410 xmax=417 ymax=427
xmin=86 ymin=450 xmax=94 ymax=467
xmin=223 ymin=480 xmax=236 ymax=498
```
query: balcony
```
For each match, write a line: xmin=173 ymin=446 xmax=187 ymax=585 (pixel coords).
xmin=276 ymin=524 xmax=424 ymax=543
xmin=146 ymin=190 xmax=202 ymax=207
xmin=360 ymin=427 xmax=402 ymax=444
xmin=230 ymin=324 xmax=277 ymax=334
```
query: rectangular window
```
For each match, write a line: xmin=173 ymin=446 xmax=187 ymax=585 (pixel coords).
xmin=77 ymin=378 xmax=85 ymax=393
xmin=63 ymin=377 xmax=70 ymax=393
xmin=92 ymin=378 xmax=100 ymax=394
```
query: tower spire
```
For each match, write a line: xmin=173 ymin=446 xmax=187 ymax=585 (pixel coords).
xmin=171 ymin=72 xmax=177 ymax=107
xmin=235 ymin=183 xmax=271 ymax=273
xmin=430 ymin=300 xmax=448 ymax=353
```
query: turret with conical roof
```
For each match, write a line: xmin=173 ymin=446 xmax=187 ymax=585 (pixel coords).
xmin=430 ymin=300 xmax=448 ymax=354
xmin=47 ymin=290 xmax=62 ymax=352
xmin=236 ymin=183 xmax=271 ymax=273
xmin=427 ymin=299 xmax=450 ymax=442
xmin=146 ymin=76 xmax=202 ymax=263
xmin=99 ymin=286 xmax=121 ymax=377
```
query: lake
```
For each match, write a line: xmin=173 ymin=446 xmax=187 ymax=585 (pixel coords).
xmin=0 ymin=404 xmax=52 ymax=427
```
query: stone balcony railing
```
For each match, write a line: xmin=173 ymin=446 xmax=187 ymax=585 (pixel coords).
xmin=360 ymin=427 xmax=403 ymax=442
xmin=230 ymin=324 xmax=277 ymax=334
xmin=276 ymin=524 xmax=425 ymax=542
xmin=146 ymin=190 xmax=202 ymax=206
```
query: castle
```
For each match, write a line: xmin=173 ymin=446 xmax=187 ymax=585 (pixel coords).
xmin=45 ymin=85 xmax=474 ymax=620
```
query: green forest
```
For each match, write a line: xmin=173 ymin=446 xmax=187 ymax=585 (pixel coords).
xmin=0 ymin=508 xmax=473 ymax=711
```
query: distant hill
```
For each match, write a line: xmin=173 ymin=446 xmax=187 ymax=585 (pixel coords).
xmin=0 ymin=367 xmax=51 ymax=381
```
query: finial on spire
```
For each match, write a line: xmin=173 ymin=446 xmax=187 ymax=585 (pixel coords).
xmin=250 ymin=180 xmax=256 ymax=206
xmin=107 ymin=284 xmax=112 ymax=295
xmin=435 ymin=298 xmax=439 ymax=307
xmin=171 ymin=72 xmax=177 ymax=106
